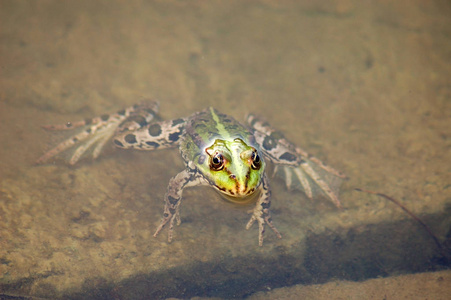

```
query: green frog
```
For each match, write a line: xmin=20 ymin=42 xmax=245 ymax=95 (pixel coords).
xmin=37 ymin=101 xmax=346 ymax=246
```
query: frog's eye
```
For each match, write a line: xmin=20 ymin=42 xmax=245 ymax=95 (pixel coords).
xmin=251 ymin=151 xmax=261 ymax=170
xmin=210 ymin=153 xmax=225 ymax=171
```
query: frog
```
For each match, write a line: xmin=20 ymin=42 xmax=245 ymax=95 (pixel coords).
xmin=37 ymin=101 xmax=346 ymax=246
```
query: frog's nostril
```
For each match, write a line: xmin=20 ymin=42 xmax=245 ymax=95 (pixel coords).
xmin=230 ymin=174 xmax=236 ymax=179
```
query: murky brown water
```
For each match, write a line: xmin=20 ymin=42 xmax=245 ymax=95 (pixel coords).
xmin=1 ymin=1 xmax=450 ymax=299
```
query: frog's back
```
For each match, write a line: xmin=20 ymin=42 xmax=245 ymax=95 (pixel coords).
xmin=180 ymin=107 xmax=256 ymax=163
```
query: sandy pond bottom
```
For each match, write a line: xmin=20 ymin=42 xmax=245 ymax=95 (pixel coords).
xmin=245 ymin=270 xmax=451 ymax=300
xmin=2 ymin=271 xmax=449 ymax=299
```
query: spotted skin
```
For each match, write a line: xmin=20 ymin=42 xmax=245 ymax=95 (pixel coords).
xmin=113 ymin=119 xmax=186 ymax=151
xmin=37 ymin=101 xmax=345 ymax=246
xmin=247 ymin=114 xmax=346 ymax=207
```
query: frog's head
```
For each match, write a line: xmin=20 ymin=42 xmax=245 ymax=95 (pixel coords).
xmin=202 ymin=138 xmax=265 ymax=202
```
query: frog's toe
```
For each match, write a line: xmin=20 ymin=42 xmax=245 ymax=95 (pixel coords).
xmin=265 ymin=216 xmax=282 ymax=240
xmin=246 ymin=213 xmax=281 ymax=246
xmin=245 ymin=214 xmax=257 ymax=230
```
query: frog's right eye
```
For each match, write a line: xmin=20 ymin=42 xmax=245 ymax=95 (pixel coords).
xmin=210 ymin=153 xmax=225 ymax=171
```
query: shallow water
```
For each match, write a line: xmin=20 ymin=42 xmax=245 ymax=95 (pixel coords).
xmin=1 ymin=1 xmax=450 ymax=299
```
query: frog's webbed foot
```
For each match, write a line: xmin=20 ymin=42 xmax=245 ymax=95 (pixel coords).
xmin=247 ymin=114 xmax=346 ymax=207
xmin=153 ymin=168 xmax=207 ymax=243
xmin=36 ymin=102 xmax=159 ymax=165
xmin=273 ymin=154 xmax=345 ymax=207
xmin=246 ymin=211 xmax=282 ymax=247
xmin=245 ymin=174 xmax=282 ymax=246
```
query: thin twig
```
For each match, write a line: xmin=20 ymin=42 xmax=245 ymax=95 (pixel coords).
xmin=354 ymin=188 xmax=444 ymax=253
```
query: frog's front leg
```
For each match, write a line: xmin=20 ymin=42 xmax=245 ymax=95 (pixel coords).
xmin=153 ymin=168 xmax=207 ymax=242
xmin=247 ymin=114 xmax=346 ymax=207
xmin=246 ymin=173 xmax=282 ymax=246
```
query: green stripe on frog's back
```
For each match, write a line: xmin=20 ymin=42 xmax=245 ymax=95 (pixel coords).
xmin=209 ymin=107 xmax=232 ymax=140
xmin=180 ymin=107 xmax=254 ymax=164
xmin=208 ymin=107 xmax=252 ymax=143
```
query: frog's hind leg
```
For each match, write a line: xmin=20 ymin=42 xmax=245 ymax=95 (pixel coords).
xmin=36 ymin=102 xmax=159 ymax=165
xmin=247 ymin=114 xmax=346 ymax=207
xmin=113 ymin=118 xmax=186 ymax=151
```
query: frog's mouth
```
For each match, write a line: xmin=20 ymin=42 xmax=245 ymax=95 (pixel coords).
xmin=214 ymin=185 xmax=261 ymax=204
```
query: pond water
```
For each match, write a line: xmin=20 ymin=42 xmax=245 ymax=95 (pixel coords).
xmin=0 ymin=1 xmax=450 ymax=299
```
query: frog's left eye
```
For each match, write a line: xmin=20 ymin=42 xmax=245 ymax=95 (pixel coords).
xmin=251 ymin=151 xmax=261 ymax=170
xmin=210 ymin=153 xmax=225 ymax=171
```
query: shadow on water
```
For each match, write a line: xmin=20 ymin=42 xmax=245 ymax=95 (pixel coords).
xmin=4 ymin=206 xmax=448 ymax=300
xmin=75 ymin=210 xmax=451 ymax=299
